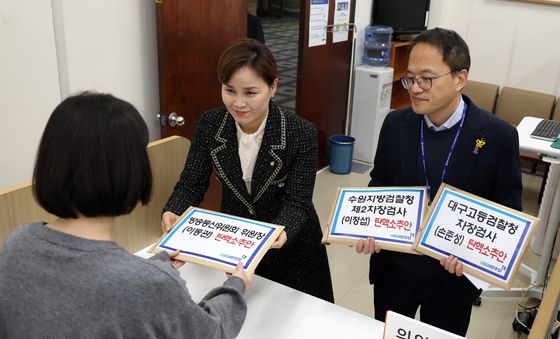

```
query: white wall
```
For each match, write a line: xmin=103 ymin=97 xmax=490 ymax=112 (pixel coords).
xmin=0 ymin=0 xmax=160 ymax=189
xmin=60 ymin=0 xmax=160 ymax=140
xmin=4 ymin=0 xmax=559 ymax=189
xmin=428 ymin=0 xmax=560 ymax=97
xmin=354 ymin=0 xmax=560 ymax=97
xmin=0 ymin=2 xmax=61 ymax=189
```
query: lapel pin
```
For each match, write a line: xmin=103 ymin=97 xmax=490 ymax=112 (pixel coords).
xmin=473 ymin=138 xmax=486 ymax=155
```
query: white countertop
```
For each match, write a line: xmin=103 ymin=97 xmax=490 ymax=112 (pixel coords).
xmin=136 ymin=247 xmax=385 ymax=338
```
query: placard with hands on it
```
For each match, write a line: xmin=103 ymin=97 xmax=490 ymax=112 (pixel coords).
xmin=323 ymin=187 xmax=428 ymax=254
xmin=413 ymin=184 xmax=539 ymax=290
xmin=150 ymin=207 xmax=284 ymax=274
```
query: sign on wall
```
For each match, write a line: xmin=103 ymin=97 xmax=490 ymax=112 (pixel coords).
xmin=309 ymin=0 xmax=329 ymax=47
xmin=414 ymin=184 xmax=539 ymax=289
xmin=150 ymin=207 xmax=284 ymax=273
xmin=333 ymin=0 xmax=351 ymax=43
xmin=323 ymin=187 xmax=427 ymax=254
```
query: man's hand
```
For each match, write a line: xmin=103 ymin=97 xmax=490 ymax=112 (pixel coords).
xmin=355 ymin=237 xmax=381 ymax=254
xmin=440 ymin=255 xmax=464 ymax=277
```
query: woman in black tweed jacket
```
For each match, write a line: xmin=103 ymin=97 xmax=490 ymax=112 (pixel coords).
xmin=162 ymin=39 xmax=334 ymax=302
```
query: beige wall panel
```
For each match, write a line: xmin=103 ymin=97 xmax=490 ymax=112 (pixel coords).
xmin=10 ymin=183 xmax=54 ymax=227
xmin=0 ymin=182 xmax=54 ymax=249
xmin=0 ymin=137 xmax=190 ymax=253
xmin=0 ymin=193 xmax=15 ymax=249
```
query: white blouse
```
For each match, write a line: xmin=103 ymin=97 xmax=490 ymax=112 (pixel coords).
xmin=236 ymin=115 xmax=268 ymax=194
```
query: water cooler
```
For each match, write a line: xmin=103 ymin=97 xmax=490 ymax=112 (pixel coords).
xmin=350 ymin=65 xmax=393 ymax=163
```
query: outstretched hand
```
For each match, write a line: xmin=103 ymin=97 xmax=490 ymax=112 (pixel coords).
xmin=270 ymin=231 xmax=287 ymax=249
xmin=226 ymin=261 xmax=255 ymax=289
xmin=161 ymin=211 xmax=180 ymax=233
xmin=168 ymin=249 xmax=185 ymax=270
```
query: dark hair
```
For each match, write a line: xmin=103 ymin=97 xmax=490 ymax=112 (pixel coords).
xmin=409 ymin=27 xmax=471 ymax=72
xmin=217 ymin=38 xmax=278 ymax=86
xmin=33 ymin=91 xmax=152 ymax=219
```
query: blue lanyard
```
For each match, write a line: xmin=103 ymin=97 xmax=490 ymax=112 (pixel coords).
xmin=420 ymin=104 xmax=467 ymax=202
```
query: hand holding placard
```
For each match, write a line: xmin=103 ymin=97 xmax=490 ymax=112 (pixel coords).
xmin=227 ymin=262 xmax=255 ymax=289
xmin=414 ymin=184 xmax=539 ymax=289
xmin=270 ymin=231 xmax=287 ymax=249
xmin=324 ymin=187 xmax=428 ymax=254
xmin=151 ymin=207 xmax=285 ymax=274
xmin=161 ymin=211 xmax=179 ymax=233
xmin=440 ymin=255 xmax=464 ymax=277
xmin=355 ymin=237 xmax=381 ymax=255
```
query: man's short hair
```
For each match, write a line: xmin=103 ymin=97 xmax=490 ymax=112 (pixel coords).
xmin=33 ymin=91 xmax=152 ymax=219
xmin=409 ymin=27 xmax=471 ymax=72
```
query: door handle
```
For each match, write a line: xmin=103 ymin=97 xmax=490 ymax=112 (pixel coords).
xmin=169 ymin=112 xmax=185 ymax=127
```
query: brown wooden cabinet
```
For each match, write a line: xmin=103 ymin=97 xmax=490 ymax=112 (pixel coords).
xmin=389 ymin=41 xmax=411 ymax=109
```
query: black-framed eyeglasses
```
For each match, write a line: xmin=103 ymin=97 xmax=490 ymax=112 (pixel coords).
xmin=400 ymin=71 xmax=454 ymax=90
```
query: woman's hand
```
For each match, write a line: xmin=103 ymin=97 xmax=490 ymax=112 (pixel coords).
xmin=161 ymin=211 xmax=180 ymax=233
xmin=168 ymin=249 xmax=185 ymax=270
xmin=227 ymin=261 xmax=255 ymax=289
xmin=440 ymin=255 xmax=464 ymax=277
xmin=270 ymin=231 xmax=288 ymax=249
xmin=355 ymin=237 xmax=381 ymax=254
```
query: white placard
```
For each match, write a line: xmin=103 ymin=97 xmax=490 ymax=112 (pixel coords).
xmin=414 ymin=184 xmax=539 ymax=289
xmin=333 ymin=0 xmax=351 ymax=43
xmin=309 ymin=0 xmax=329 ymax=47
xmin=384 ymin=311 xmax=465 ymax=339
xmin=150 ymin=207 xmax=284 ymax=273
xmin=324 ymin=187 xmax=427 ymax=254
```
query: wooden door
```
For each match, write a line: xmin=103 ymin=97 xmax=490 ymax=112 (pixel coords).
xmin=297 ymin=0 xmax=356 ymax=168
xmin=156 ymin=0 xmax=247 ymax=210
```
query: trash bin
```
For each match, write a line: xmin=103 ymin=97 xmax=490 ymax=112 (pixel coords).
xmin=329 ymin=135 xmax=355 ymax=174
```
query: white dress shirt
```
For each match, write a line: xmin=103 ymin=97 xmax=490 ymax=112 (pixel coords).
xmin=424 ymin=96 xmax=465 ymax=131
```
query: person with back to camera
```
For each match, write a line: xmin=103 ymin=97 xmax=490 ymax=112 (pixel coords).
xmin=0 ymin=92 xmax=253 ymax=339
xmin=354 ymin=28 xmax=522 ymax=336
xmin=161 ymin=38 xmax=334 ymax=303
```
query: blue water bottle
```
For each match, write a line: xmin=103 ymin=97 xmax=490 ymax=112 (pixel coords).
xmin=362 ymin=25 xmax=393 ymax=66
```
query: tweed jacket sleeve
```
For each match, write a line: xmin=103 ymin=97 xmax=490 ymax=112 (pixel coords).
xmin=270 ymin=118 xmax=319 ymax=243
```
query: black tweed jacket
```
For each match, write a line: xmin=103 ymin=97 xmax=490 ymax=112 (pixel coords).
xmin=164 ymin=102 xmax=323 ymax=246
xmin=164 ymin=102 xmax=334 ymax=301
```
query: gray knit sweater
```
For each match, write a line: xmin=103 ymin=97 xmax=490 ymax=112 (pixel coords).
xmin=0 ymin=223 xmax=246 ymax=339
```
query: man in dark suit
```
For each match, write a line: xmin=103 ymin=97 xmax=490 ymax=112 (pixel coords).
xmin=356 ymin=28 xmax=522 ymax=336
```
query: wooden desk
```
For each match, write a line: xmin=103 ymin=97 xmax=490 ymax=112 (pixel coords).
xmin=136 ymin=247 xmax=385 ymax=338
